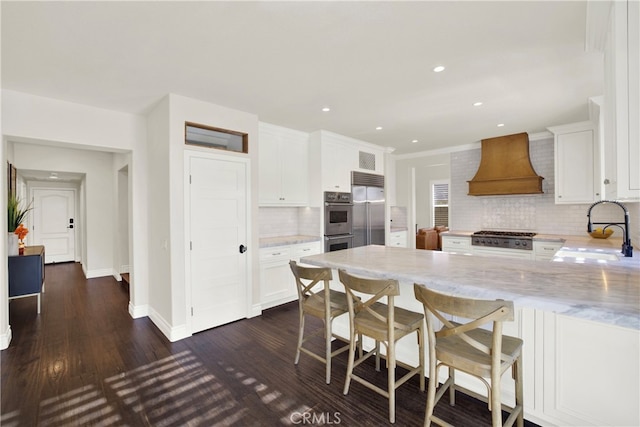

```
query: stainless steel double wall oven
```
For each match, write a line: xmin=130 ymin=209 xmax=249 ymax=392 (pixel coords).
xmin=324 ymin=191 xmax=354 ymax=252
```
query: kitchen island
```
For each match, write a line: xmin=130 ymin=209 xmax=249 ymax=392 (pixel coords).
xmin=301 ymin=245 xmax=639 ymax=427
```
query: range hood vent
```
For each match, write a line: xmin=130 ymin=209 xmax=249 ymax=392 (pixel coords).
xmin=467 ymin=132 xmax=544 ymax=196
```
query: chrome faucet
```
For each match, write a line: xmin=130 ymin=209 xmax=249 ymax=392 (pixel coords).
xmin=587 ymin=200 xmax=633 ymax=257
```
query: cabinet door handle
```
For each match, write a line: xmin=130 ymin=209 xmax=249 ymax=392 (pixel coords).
xmin=239 ymin=244 xmax=248 ymax=254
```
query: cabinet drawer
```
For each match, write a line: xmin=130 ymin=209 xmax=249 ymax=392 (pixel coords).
xmin=294 ymin=241 xmax=322 ymax=258
xmin=441 ymin=236 xmax=471 ymax=251
xmin=259 ymin=246 xmax=292 ymax=262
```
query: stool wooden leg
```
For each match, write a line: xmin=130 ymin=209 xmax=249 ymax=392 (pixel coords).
xmin=325 ymin=318 xmax=332 ymax=384
xmin=491 ymin=366 xmax=502 ymax=427
xmin=516 ymin=355 xmax=524 ymax=427
xmin=425 ymin=357 xmax=437 ymax=427
xmin=388 ymin=341 xmax=396 ymax=423
xmin=295 ymin=313 xmax=304 ymax=365
xmin=343 ymin=329 xmax=357 ymax=395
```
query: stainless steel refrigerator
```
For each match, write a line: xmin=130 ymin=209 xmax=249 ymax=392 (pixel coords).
xmin=352 ymin=184 xmax=385 ymax=247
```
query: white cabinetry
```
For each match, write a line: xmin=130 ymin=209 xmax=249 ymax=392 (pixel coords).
xmin=441 ymin=235 xmax=472 ymax=254
xmin=533 ymin=241 xmax=563 ymax=261
xmin=602 ymin=0 xmax=640 ymax=201
xmin=259 ymin=122 xmax=309 ymax=206
xmin=549 ymin=122 xmax=600 ymax=204
xmin=309 ymin=130 xmax=387 ymax=199
xmin=260 ymin=241 xmax=322 ymax=310
xmin=388 ymin=230 xmax=407 ymax=248
xmin=472 ymin=246 xmax=533 ymax=260
xmin=320 ymin=135 xmax=357 ymax=192
xmin=540 ymin=313 xmax=639 ymax=426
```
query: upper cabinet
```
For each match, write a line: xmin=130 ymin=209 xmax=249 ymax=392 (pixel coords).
xmin=602 ymin=0 xmax=640 ymax=200
xmin=309 ymin=130 xmax=387 ymax=201
xmin=258 ymin=122 xmax=309 ymax=206
xmin=549 ymin=122 xmax=600 ymax=204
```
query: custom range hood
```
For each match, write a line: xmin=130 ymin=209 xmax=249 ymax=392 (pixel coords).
xmin=468 ymin=132 xmax=544 ymax=196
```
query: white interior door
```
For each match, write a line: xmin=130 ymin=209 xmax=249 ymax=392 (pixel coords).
xmin=189 ymin=155 xmax=248 ymax=333
xmin=32 ymin=188 xmax=76 ymax=263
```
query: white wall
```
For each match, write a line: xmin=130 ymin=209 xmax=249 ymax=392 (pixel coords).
xmin=2 ymin=90 xmax=144 ymax=151
xmin=0 ymin=6 xmax=8 ymax=349
xmin=146 ymin=97 xmax=172 ymax=327
xmin=114 ymin=155 xmax=130 ymax=277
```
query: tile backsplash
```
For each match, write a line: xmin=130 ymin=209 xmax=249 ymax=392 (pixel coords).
xmin=450 ymin=137 xmax=639 ymax=244
xmin=259 ymin=207 xmax=321 ymax=238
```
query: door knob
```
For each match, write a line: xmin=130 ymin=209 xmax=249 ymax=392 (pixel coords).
xmin=239 ymin=244 xmax=247 ymax=254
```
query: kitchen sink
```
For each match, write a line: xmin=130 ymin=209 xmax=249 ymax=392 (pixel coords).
xmin=554 ymin=250 xmax=619 ymax=261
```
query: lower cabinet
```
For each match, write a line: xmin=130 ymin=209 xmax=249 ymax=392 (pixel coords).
xmin=537 ymin=312 xmax=639 ymax=426
xmin=441 ymin=235 xmax=473 ymax=254
xmin=260 ymin=241 xmax=322 ymax=310
xmin=442 ymin=236 xmax=565 ymax=261
xmin=388 ymin=230 xmax=408 ymax=247
xmin=472 ymin=246 xmax=533 ymax=260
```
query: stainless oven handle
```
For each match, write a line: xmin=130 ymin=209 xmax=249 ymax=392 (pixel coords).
xmin=325 ymin=234 xmax=354 ymax=240
xmin=325 ymin=202 xmax=354 ymax=207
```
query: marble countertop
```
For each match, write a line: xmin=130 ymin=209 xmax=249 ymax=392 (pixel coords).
xmin=259 ymin=235 xmax=321 ymax=248
xmin=300 ymin=245 xmax=640 ymax=330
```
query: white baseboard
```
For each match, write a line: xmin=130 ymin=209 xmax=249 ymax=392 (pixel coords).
xmin=120 ymin=264 xmax=130 ymax=274
xmin=0 ymin=325 xmax=12 ymax=350
xmin=85 ymin=268 xmax=113 ymax=279
xmin=148 ymin=307 xmax=191 ymax=342
xmin=249 ymin=304 xmax=262 ymax=318
xmin=128 ymin=302 xmax=149 ymax=319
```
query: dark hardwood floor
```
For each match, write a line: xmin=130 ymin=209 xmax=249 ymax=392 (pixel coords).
xmin=1 ymin=263 xmax=540 ymax=426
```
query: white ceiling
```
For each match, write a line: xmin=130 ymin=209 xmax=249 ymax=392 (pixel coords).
xmin=1 ymin=1 xmax=603 ymax=155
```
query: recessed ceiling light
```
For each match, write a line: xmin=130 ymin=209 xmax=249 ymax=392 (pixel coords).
xmin=376 ymin=126 xmax=383 ymax=130
xmin=497 ymin=123 xmax=505 ymax=127
xmin=473 ymin=102 xmax=483 ymax=107
xmin=322 ymin=107 xmax=331 ymax=112
xmin=411 ymin=139 xmax=418 ymax=143
xmin=433 ymin=65 xmax=445 ymax=73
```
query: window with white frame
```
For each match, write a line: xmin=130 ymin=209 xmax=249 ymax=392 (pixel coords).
xmin=432 ymin=180 xmax=449 ymax=227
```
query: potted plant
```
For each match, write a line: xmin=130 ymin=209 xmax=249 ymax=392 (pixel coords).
xmin=8 ymin=195 xmax=33 ymax=255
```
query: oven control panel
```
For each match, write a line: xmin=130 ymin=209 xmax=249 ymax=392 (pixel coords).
xmin=324 ymin=191 xmax=352 ymax=203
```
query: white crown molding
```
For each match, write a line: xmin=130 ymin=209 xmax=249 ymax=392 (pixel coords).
xmin=393 ymin=130 xmax=553 ymax=160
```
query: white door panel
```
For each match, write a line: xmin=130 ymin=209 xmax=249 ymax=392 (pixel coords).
xmin=189 ymin=156 xmax=248 ymax=333
xmin=32 ymin=189 xmax=76 ymax=263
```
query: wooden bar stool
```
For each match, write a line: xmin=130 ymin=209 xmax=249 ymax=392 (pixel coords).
xmin=289 ymin=261 xmax=350 ymax=384
xmin=338 ymin=269 xmax=425 ymax=423
xmin=413 ymin=284 xmax=524 ymax=427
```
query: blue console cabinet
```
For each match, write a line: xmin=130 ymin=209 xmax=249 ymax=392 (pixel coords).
xmin=8 ymin=245 xmax=45 ymax=313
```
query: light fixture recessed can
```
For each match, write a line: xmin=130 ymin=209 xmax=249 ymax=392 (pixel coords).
xmin=411 ymin=139 xmax=418 ymax=143
xmin=497 ymin=123 xmax=505 ymax=127
xmin=322 ymin=107 xmax=331 ymax=112
xmin=376 ymin=126 xmax=383 ymax=130
xmin=433 ymin=65 xmax=445 ymax=73
xmin=473 ymin=102 xmax=483 ymax=107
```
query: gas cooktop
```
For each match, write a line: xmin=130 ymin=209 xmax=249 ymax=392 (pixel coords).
xmin=473 ymin=230 xmax=537 ymax=238
xmin=471 ymin=230 xmax=537 ymax=250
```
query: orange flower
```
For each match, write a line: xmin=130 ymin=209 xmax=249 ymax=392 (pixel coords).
xmin=14 ymin=223 xmax=29 ymax=241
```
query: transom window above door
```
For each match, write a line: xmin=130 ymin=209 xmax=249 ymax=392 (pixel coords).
xmin=185 ymin=122 xmax=248 ymax=154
